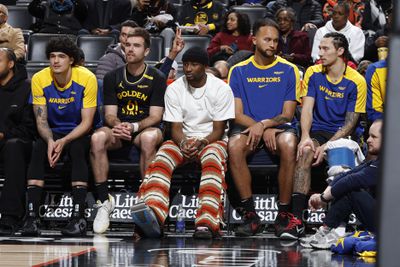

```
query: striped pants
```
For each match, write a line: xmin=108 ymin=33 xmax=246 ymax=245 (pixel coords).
xmin=139 ymin=140 xmax=228 ymax=233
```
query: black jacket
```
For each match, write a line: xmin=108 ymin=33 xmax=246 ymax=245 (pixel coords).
xmin=82 ymin=0 xmax=132 ymax=31
xmin=266 ymin=0 xmax=324 ymax=30
xmin=28 ymin=0 xmax=87 ymax=35
xmin=0 ymin=64 xmax=36 ymax=141
xmin=364 ymin=27 xmax=390 ymax=62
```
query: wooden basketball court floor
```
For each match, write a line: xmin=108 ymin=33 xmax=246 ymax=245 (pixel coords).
xmin=0 ymin=231 xmax=376 ymax=267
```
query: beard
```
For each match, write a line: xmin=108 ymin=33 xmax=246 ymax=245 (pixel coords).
xmin=0 ymin=69 xmax=10 ymax=80
xmin=256 ymin=46 xmax=275 ymax=59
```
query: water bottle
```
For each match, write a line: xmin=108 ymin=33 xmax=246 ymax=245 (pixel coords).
xmin=176 ymin=204 xmax=186 ymax=233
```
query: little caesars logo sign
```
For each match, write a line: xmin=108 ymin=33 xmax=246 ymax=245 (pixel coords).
xmin=41 ymin=193 xmax=357 ymax=225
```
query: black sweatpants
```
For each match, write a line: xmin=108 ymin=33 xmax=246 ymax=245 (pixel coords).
xmin=27 ymin=133 xmax=90 ymax=183
xmin=0 ymin=138 xmax=32 ymax=218
xmin=324 ymin=190 xmax=376 ymax=232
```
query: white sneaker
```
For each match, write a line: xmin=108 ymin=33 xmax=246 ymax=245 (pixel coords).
xmin=310 ymin=228 xmax=342 ymax=250
xmin=300 ymin=226 xmax=330 ymax=248
xmin=93 ymin=195 xmax=115 ymax=234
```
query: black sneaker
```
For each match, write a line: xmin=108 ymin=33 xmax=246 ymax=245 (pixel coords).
xmin=20 ymin=215 xmax=41 ymax=236
xmin=274 ymin=211 xmax=290 ymax=238
xmin=0 ymin=215 xmax=19 ymax=236
xmin=279 ymin=213 xmax=305 ymax=240
xmin=61 ymin=217 xmax=87 ymax=237
xmin=193 ymin=226 xmax=221 ymax=239
xmin=235 ymin=211 xmax=263 ymax=237
xmin=193 ymin=226 xmax=213 ymax=239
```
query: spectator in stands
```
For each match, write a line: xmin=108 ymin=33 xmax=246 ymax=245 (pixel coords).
xmin=206 ymin=66 xmax=222 ymax=78
xmin=156 ymin=28 xmax=185 ymax=79
xmin=0 ymin=4 xmax=26 ymax=62
xmin=135 ymin=47 xmax=235 ymax=239
xmin=213 ymin=60 xmax=229 ymax=79
xmin=357 ymin=59 xmax=372 ymax=77
xmin=322 ymin=0 xmax=365 ymax=28
xmin=28 ymin=0 xmax=88 ymax=35
xmin=81 ymin=0 xmax=132 ymax=39
xmin=363 ymin=5 xmax=392 ymax=63
xmin=0 ymin=48 xmax=35 ymax=236
xmin=95 ymin=20 xmax=138 ymax=81
xmin=90 ymin=28 xmax=166 ymax=234
xmin=155 ymin=57 xmax=179 ymax=80
xmin=275 ymin=7 xmax=311 ymax=68
xmin=207 ymin=11 xmax=252 ymax=66
xmin=130 ymin=0 xmax=176 ymax=53
xmin=178 ymin=0 xmax=226 ymax=36
xmin=311 ymin=1 xmax=365 ymax=63
xmin=20 ymin=37 xmax=97 ymax=237
xmin=301 ymin=119 xmax=382 ymax=249
xmin=266 ymin=0 xmax=324 ymax=31
xmin=360 ymin=0 xmax=386 ymax=32
xmin=283 ymin=32 xmax=366 ymax=240
xmin=228 ymin=19 xmax=300 ymax=238
xmin=366 ymin=59 xmax=386 ymax=123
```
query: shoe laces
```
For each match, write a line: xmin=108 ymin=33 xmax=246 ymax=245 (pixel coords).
xmin=286 ymin=213 xmax=302 ymax=229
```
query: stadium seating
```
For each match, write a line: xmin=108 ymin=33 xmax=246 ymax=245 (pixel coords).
xmin=231 ymin=6 xmax=268 ymax=31
xmin=146 ymin=35 xmax=164 ymax=63
xmin=174 ymin=35 xmax=212 ymax=64
xmin=77 ymin=35 xmax=115 ymax=63
xmin=6 ymin=5 xmax=34 ymax=30
xmin=27 ymin=33 xmax=76 ymax=62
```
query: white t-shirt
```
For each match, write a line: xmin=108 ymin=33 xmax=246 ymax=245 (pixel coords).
xmin=164 ymin=73 xmax=235 ymax=141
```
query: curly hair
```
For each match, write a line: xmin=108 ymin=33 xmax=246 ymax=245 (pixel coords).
xmin=222 ymin=10 xmax=251 ymax=36
xmin=45 ymin=36 xmax=80 ymax=66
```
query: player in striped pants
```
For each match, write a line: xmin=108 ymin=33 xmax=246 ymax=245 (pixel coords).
xmin=139 ymin=139 xmax=228 ymax=238
xmin=131 ymin=47 xmax=235 ymax=239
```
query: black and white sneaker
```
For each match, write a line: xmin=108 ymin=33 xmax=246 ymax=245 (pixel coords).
xmin=61 ymin=217 xmax=87 ymax=237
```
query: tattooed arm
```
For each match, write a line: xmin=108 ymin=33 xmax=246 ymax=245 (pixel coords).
xmin=313 ymin=111 xmax=360 ymax=165
xmin=33 ymin=105 xmax=53 ymax=143
xmin=259 ymin=100 xmax=297 ymax=129
xmin=329 ymin=112 xmax=360 ymax=141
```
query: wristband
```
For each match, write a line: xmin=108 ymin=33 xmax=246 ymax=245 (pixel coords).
xmin=320 ymin=192 xmax=330 ymax=203
xmin=131 ymin=122 xmax=139 ymax=133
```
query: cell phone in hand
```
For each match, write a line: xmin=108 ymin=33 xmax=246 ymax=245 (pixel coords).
xmin=230 ymin=42 xmax=238 ymax=53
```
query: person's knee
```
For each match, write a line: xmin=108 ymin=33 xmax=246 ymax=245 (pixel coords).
xmin=70 ymin=138 xmax=89 ymax=157
xmin=140 ymin=130 xmax=161 ymax=153
xmin=228 ymin=136 xmax=245 ymax=154
xmin=277 ymin=134 xmax=297 ymax=157
xmin=201 ymin=145 xmax=223 ymax=161
xmin=91 ymin=130 xmax=108 ymax=154
xmin=72 ymin=181 xmax=88 ymax=187
xmin=297 ymin=145 xmax=314 ymax=165
xmin=3 ymin=138 xmax=27 ymax=152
